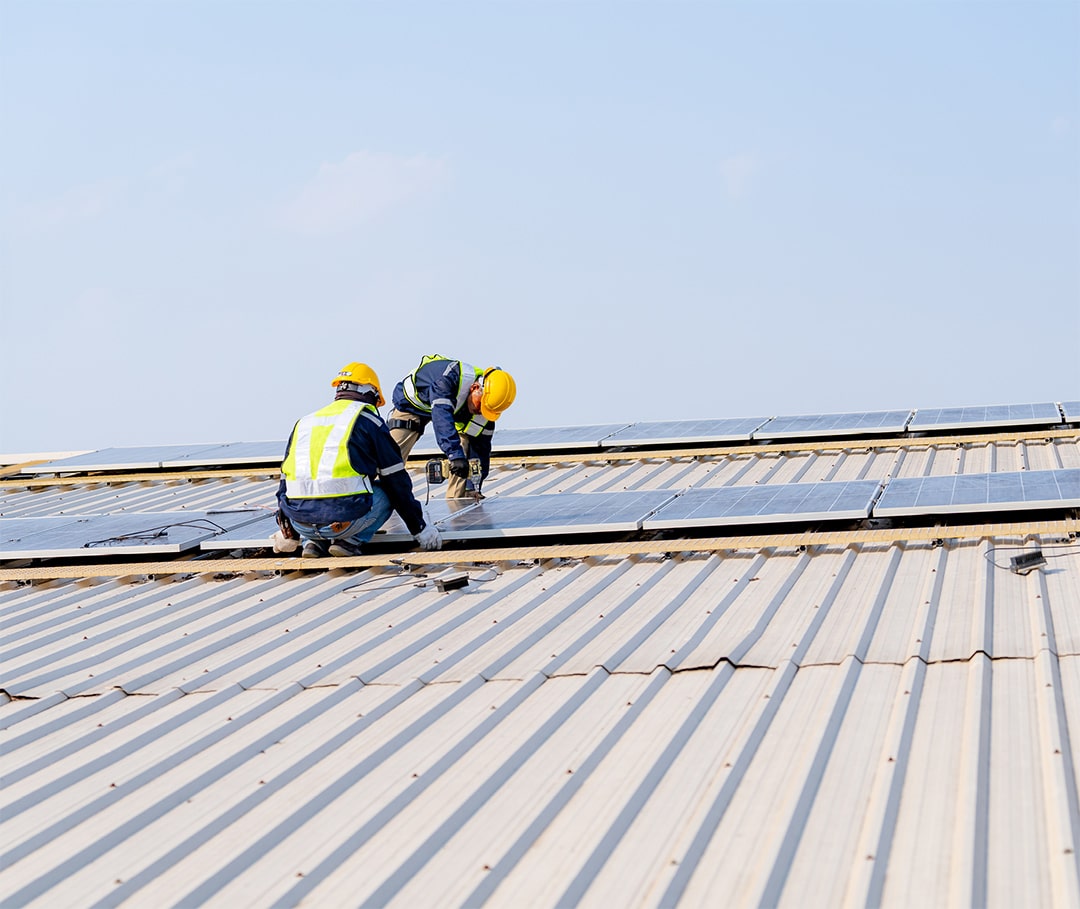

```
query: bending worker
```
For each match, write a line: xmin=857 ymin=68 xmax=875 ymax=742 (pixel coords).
xmin=277 ymin=362 xmax=442 ymax=557
xmin=388 ymin=355 xmax=516 ymax=499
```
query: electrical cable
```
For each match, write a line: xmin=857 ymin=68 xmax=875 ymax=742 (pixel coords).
xmin=983 ymin=543 xmax=1079 ymax=571
xmin=83 ymin=519 xmax=229 ymax=548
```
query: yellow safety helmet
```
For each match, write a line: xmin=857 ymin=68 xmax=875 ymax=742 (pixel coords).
xmin=479 ymin=367 xmax=516 ymax=421
xmin=331 ymin=361 xmax=385 ymax=406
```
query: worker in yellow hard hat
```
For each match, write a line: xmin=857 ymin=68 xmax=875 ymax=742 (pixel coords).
xmin=273 ymin=361 xmax=442 ymax=557
xmin=388 ymin=355 xmax=517 ymax=499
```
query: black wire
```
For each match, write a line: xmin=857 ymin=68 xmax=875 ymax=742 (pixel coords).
xmin=983 ymin=543 xmax=1080 ymax=570
xmin=83 ymin=519 xmax=229 ymax=548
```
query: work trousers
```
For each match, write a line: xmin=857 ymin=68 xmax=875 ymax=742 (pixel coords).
xmin=389 ymin=408 xmax=474 ymax=499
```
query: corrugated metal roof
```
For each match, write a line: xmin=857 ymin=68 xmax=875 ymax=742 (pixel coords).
xmin=3 ymin=427 xmax=1080 ymax=907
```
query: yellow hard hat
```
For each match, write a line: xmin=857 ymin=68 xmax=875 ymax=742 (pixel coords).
xmin=331 ymin=361 xmax=385 ymax=406
xmin=480 ymin=367 xmax=516 ymax=421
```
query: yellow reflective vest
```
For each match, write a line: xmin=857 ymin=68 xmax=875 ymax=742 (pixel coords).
xmin=282 ymin=400 xmax=375 ymax=499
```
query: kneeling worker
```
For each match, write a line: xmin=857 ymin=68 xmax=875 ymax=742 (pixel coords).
xmin=277 ymin=362 xmax=442 ymax=557
xmin=388 ymin=355 xmax=516 ymax=499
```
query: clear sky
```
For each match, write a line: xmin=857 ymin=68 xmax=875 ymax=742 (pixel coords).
xmin=2 ymin=0 xmax=1078 ymax=454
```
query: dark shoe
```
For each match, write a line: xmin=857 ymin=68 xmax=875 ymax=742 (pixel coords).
xmin=328 ymin=539 xmax=365 ymax=557
xmin=302 ymin=540 xmax=328 ymax=558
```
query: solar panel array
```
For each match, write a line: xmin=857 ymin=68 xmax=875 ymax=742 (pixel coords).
xmin=17 ymin=399 xmax=1074 ymax=476
xmin=6 ymin=462 xmax=1080 ymax=559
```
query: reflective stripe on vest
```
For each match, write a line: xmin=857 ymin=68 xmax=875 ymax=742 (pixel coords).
xmin=282 ymin=400 xmax=374 ymax=499
xmin=455 ymin=413 xmax=488 ymax=438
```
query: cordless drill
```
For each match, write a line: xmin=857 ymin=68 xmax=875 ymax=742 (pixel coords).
xmin=425 ymin=457 xmax=483 ymax=498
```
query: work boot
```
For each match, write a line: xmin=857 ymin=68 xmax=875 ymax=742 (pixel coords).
xmin=302 ymin=540 xmax=328 ymax=558
xmin=328 ymin=539 xmax=365 ymax=557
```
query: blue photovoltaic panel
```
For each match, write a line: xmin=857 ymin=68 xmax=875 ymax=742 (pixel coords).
xmin=0 ymin=511 xmax=266 ymax=559
xmin=23 ymin=441 xmax=287 ymax=474
xmin=753 ymin=411 xmax=913 ymax=440
xmin=200 ymin=498 xmax=484 ymax=550
xmin=434 ymin=490 xmax=677 ymax=539
xmin=908 ymin=402 xmax=1062 ymax=432
xmin=21 ymin=446 xmax=213 ymax=474
xmin=641 ymin=480 xmax=882 ymax=529
xmin=1061 ymin=402 xmax=1080 ymax=423
xmin=406 ymin=424 xmax=632 ymax=458
xmin=599 ymin=417 xmax=771 ymax=448
xmin=872 ymin=469 xmax=1080 ymax=517
xmin=490 ymin=424 xmax=634 ymax=452
xmin=160 ymin=441 xmax=286 ymax=468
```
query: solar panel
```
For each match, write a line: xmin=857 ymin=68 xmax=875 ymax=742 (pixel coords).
xmin=1061 ymin=401 xmax=1080 ymax=423
xmin=0 ymin=511 xmax=267 ymax=559
xmin=21 ymin=446 xmax=212 ymax=474
xmin=433 ymin=490 xmax=677 ymax=539
xmin=598 ymin=417 xmax=771 ymax=448
xmin=21 ymin=441 xmax=289 ymax=474
xmin=873 ymin=469 xmax=1080 ymax=517
xmin=753 ymin=411 xmax=913 ymax=440
xmin=160 ymin=441 xmax=285 ymax=468
xmin=641 ymin=480 xmax=882 ymax=529
xmin=907 ymin=402 xmax=1062 ymax=432
xmin=199 ymin=498 xmax=483 ymax=550
xmin=490 ymin=424 xmax=633 ymax=452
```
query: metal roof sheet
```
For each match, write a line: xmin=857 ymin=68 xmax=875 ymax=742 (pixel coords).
xmin=3 ymin=424 xmax=1080 ymax=907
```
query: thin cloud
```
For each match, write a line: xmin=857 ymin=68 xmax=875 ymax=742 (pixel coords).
xmin=278 ymin=151 xmax=447 ymax=234
xmin=21 ymin=179 xmax=125 ymax=231
xmin=1051 ymin=115 xmax=1072 ymax=136
xmin=718 ymin=154 xmax=760 ymax=198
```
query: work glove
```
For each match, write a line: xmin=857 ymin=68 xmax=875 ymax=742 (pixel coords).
xmin=415 ymin=523 xmax=443 ymax=551
xmin=448 ymin=458 xmax=470 ymax=478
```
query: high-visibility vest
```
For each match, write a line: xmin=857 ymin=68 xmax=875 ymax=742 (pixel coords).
xmin=400 ymin=355 xmax=488 ymax=438
xmin=282 ymin=400 xmax=375 ymax=499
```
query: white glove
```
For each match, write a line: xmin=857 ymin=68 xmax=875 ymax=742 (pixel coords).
xmin=415 ymin=524 xmax=443 ymax=551
xmin=270 ymin=530 xmax=300 ymax=553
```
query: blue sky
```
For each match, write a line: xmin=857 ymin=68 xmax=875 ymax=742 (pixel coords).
xmin=2 ymin=0 xmax=1078 ymax=453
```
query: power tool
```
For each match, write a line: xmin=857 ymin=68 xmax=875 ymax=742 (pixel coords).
xmin=425 ymin=457 xmax=483 ymax=499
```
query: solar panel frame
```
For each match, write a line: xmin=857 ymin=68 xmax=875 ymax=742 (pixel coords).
xmin=641 ymin=479 xmax=883 ymax=529
xmin=598 ymin=417 xmax=771 ymax=448
xmin=872 ymin=469 xmax=1080 ymax=517
xmin=907 ymin=402 xmax=1062 ymax=432
xmin=752 ymin=411 xmax=913 ymax=440
xmin=1061 ymin=401 xmax=1080 ymax=423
